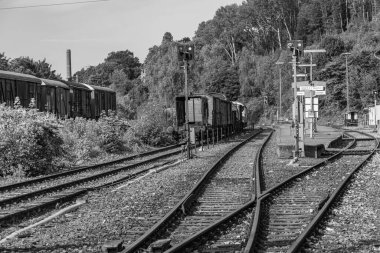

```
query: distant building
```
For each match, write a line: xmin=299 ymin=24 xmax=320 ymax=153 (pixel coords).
xmin=368 ymin=105 xmax=380 ymax=126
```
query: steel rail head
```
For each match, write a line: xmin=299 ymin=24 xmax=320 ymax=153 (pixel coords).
xmin=244 ymin=129 xmax=359 ymax=253
xmin=121 ymin=129 xmax=263 ymax=253
xmin=164 ymin=130 xmax=274 ymax=253
xmin=254 ymin=130 xmax=274 ymax=196
xmin=165 ymin=199 xmax=256 ymax=253
xmin=287 ymin=131 xmax=379 ymax=253
xmin=0 ymin=150 xmax=183 ymax=208
xmin=0 ymin=143 xmax=182 ymax=193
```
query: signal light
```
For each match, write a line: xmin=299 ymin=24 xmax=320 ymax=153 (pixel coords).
xmin=287 ymin=40 xmax=304 ymax=57
xmin=178 ymin=43 xmax=194 ymax=61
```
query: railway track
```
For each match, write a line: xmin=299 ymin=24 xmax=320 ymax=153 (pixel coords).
xmin=121 ymin=129 xmax=272 ymax=253
xmin=246 ymin=130 xmax=378 ymax=253
xmin=0 ymin=144 xmax=184 ymax=229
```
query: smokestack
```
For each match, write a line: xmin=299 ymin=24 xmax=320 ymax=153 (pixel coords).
xmin=66 ymin=49 xmax=72 ymax=81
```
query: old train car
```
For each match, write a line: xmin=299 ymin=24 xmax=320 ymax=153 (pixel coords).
xmin=40 ymin=79 xmax=70 ymax=118
xmin=80 ymin=83 xmax=116 ymax=118
xmin=176 ymin=95 xmax=208 ymax=129
xmin=345 ymin=111 xmax=358 ymax=126
xmin=60 ymin=80 xmax=92 ymax=118
xmin=175 ymin=93 xmax=234 ymax=137
xmin=232 ymin=101 xmax=248 ymax=131
xmin=0 ymin=70 xmax=42 ymax=108
xmin=0 ymin=70 xmax=116 ymax=119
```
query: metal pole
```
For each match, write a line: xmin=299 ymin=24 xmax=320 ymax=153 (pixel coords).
xmin=292 ymin=53 xmax=299 ymax=158
xmin=345 ymin=55 xmax=349 ymax=113
xmin=184 ymin=60 xmax=191 ymax=159
xmin=279 ymin=66 xmax=282 ymax=121
xmin=375 ymin=92 xmax=377 ymax=130
xmin=310 ymin=54 xmax=313 ymax=81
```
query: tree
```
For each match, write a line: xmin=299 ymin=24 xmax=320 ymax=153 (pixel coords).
xmin=9 ymin=57 xmax=61 ymax=79
xmin=0 ymin=52 xmax=9 ymax=70
xmin=109 ymin=69 xmax=134 ymax=95
xmin=143 ymin=32 xmax=185 ymax=106
xmin=105 ymin=50 xmax=141 ymax=80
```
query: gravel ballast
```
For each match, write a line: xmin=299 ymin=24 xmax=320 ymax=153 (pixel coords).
xmin=0 ymin=132 xmax=256 ymax=253
xmin=307 ymin=153 xmax=380 ymax=252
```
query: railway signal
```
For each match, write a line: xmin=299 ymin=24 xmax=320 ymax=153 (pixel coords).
xmin=177 ymin=43 xmax=195 ymax=159
xmin=177 ymin=44 xmax=194 ymax=61
xmin=287 ymin=40 xmax=304 ymax=59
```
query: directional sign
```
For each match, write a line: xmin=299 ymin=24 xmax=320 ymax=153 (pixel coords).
xmin=293 ymin=74 xmax=308 ymax=77
xmin=292 ymin=81 xmax=326 ymax=88
xmin=315 ymin=90 xmax=326 ymax=95
xmin=293 ymin=81 xmax=327 ymax=96
xmin=299 ymin=86 xmax=324 ymax=91
xmin=297 ymin=91 xmax=305 ymax=96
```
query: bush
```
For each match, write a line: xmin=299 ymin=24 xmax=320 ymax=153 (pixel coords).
xmin=59 ymin=111 xmax=130 ymax=165
xmin=128 ymin=102 xmax=176 ymax=147
xmin=0 ymin=102 xmax=64 ymax=177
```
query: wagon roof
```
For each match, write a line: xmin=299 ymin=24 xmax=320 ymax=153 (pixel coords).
xmin=0 ymin=70 xmax=41 ymax=83
xmin=232 ymin=101 xmax=245 ymax=107
xmin=88 ymin=84 xmax=115 ymax=93
xmin=61 ymin=80 xmax=92 ymax=90
xmin=176 ymin=93 xmax=228 ymax=101
xmin=41 ymin=78 xmax=69 ymax=89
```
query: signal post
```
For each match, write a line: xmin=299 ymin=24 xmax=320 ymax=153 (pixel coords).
xmin=177 ymin=43 xmax=194 ymax=159
xmin=288 ymin=40 xmax=304 ymax=158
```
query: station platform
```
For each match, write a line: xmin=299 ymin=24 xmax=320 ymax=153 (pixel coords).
xmin=276 ymin=123 xmax=343 ymax=158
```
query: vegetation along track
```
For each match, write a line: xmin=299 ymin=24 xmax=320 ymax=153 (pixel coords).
xmin=246 ymin=130 xmax=378 ymax=253
xmin=121 ymin=128 xmax=272 ymax=253
xmin=0 ymin=144 xmax=184 ymax=229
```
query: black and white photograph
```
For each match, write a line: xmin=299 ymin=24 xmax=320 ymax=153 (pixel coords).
xmin=0 ymin=0 xmax=379 ymax=252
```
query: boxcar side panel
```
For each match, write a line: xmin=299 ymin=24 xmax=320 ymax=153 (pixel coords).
xmin=175 ymin=97 xmax=185 ymax=127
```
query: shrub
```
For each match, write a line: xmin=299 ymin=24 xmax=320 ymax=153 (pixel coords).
xmin=0 ymin=102 xmax=64 ymax=177
xmin=58 ymin=111 xmax=130 ymax=165
xmin=128 ymin=102 xmax=176 ymax=147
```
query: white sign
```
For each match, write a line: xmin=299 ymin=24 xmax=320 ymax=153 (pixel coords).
xmin=305 ymin=104 xmax=319 ymax=111
xmin=299 ymin=86 xmax=324 ymax=91
xmin=190 ymin=128 xmax=195 ymax=144
xmin=305 ymin=111 xmax=319 ymax=118
xmin=305 ymin=97 xmax=319 ymax=105
xmin=297 ymin=91 xmax=305 ymax=96
xmin=315 ymin=90 xmax=326 ymax=95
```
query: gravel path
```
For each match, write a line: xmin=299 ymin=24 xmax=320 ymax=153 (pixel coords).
xmin=0 ymin=132 xmax=255 ymax=253
xmin=306 ymin=154 xmax=380 ymax=252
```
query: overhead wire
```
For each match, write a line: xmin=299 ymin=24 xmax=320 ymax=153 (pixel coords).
xmin=0 ymin=0 xmax=111 ymax=10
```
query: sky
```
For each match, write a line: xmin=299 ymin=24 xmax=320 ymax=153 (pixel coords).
xmin=0 ymin=0 xmax=244 ymax=78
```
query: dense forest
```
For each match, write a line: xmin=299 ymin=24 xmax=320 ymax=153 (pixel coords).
xmin=2 ymin=0 xmax=380 ymax=124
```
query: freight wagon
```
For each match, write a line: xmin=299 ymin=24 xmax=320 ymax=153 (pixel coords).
xmin=0 ymin=70 xmax=116 ymax=119
xmin=175 ymin=93 xmax=247 ymax=141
